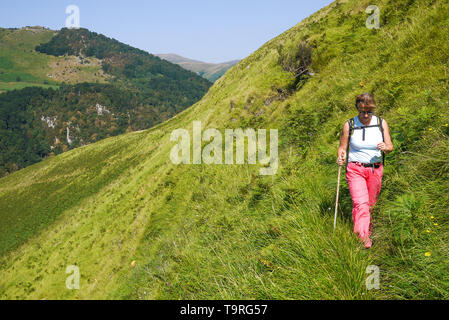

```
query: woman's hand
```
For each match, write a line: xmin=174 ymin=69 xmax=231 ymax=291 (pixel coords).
xmin=377 ymin=141 xmax=393 ymax=153
xmin=337 ymin=150 xmax=346 ymax=166
xmin=376 ymin=142 xmax=387 ymax=151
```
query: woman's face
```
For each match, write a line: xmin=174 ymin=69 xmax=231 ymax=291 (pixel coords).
xmin=357 ymin=105 xmax=373 ymax=123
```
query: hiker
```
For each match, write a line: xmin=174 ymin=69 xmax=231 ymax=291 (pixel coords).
xmin=337 ymin=93 xmax=394 ymax=248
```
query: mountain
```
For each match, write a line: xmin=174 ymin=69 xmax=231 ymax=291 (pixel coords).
xmin=1 ymin=0 xmax=448 ymax=300
xmin=0 ymin=27 xmax=211 ymax=176
xmin=156 ymin=53 xmax=240 ymax=82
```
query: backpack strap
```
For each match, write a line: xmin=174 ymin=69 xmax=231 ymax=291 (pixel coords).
xmin=378 ymin=116 xmax=385 ymax=141
xmin=351 ymin=119 xmax=382 ymax=141
xmin=348 ymin=118 xmax=355 ymax=136
xmin=346 ymin=118 xmax=355 ymax=170
xmin=378 ymin=116 xmax=385 ymax=166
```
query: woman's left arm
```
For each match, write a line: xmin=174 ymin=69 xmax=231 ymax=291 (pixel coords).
xmin=377 ymin=119 xmax=394 ymax=154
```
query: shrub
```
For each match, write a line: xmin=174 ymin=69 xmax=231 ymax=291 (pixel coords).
xmin=277 ymin=40 xmax=312 ymax=85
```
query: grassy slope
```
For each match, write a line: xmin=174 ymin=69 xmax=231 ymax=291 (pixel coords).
xmin=0 ymin=27 xmax=108 ymax=92
xmin=1 ymin=0 xmax=448 ymax=300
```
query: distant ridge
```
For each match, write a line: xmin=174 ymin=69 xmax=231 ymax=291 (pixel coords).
xmin=156 ymin=53 xmax=240 ymax=82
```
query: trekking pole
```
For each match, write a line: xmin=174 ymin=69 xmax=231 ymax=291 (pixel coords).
xmin=334 ymin=165 xmax=342 ymax=230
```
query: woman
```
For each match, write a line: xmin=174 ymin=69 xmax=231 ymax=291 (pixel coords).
xmin=337 ymin=93 xmax=394 ymax=248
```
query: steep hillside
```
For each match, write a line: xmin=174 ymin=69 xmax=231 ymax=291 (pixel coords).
xmin=0 ymin=27 xmax=211 ymax=176
xmin=0 ymin=0 xmax=448 ymax=300
xmin=156 ymin=53 xmax=240 ymax=82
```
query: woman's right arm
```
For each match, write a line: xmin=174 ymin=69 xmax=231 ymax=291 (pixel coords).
xmin=337 ymin=121 xmax=350 ymax=166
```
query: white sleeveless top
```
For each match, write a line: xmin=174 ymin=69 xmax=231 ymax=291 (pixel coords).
xmin=347 ymin=115 xmax=383 ymax=164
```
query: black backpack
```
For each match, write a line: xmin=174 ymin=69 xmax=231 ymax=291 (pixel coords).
xmin=346 ymin=116 xmax=385 ymax=169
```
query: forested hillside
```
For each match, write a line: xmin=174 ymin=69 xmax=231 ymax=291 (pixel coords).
xmin=35 ymin=28 xmax=211 ymax=102
xmin=0 ymin=27 xmax=211 ymax=176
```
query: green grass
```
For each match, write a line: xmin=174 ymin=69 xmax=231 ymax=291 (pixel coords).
xmin=0 ymin=81 xmax=59 ymax=91
xmin=0 ymin=27 xmax=110 ymax=92
xmin=0 ymin=28 xmax=56 ymax=86
xmin=0 ymin=0 xmax=448 ymax=299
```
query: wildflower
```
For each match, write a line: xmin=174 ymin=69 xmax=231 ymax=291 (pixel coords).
xmin=425 ymin=252 xmax=431 ymax=257
xmin=426 ymin=230 xmax=431 ymax=233
xmin=434 ymin=223 xmax=439 ymax=226
xmin=430 ymin=216 xmax=435 ymax=219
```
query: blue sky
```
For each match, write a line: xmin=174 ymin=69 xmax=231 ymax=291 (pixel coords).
xmin=0 ymin=0 xmax=333 ymax=63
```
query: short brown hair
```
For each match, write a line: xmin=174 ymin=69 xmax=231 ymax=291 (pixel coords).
xmin=355 ymin=93 xmax=376 ymax=111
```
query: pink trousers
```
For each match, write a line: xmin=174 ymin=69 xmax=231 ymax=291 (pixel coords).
xmin=346 ymin=162 xmax=383 ymax=239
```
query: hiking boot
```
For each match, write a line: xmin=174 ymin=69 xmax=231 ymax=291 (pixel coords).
xmin=363 ymin=237 xmax=372 ymax=249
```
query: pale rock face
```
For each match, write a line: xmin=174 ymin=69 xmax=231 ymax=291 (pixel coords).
xmin=66 ymin=126 xmax=72 ymax=145
xmin=51 ymin=136 xmax=60 ymax=150
xmin=41 ymin=116 xmax=57 ymax=128
xmin=96 ymin=104 xmax=110 ymax=115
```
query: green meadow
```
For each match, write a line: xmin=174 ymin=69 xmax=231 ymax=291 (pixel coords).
xmin=0 ymin=0 xmax=448 ymax=299
xmin=0 ymin=27 xmax=105 ymax=92
xmin=0 ymin=81 xmax=59 ymax=92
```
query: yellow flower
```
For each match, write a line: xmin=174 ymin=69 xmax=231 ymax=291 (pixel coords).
xmin=434 ymin=223 xmax=439 ymax=226
xmin=430 ymin=216 xmax=435 ymax=219
xmin=425 ymin=252 xmax=431 ymax=257
xmin=426 ymin=230 xmax=431 ymax=233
